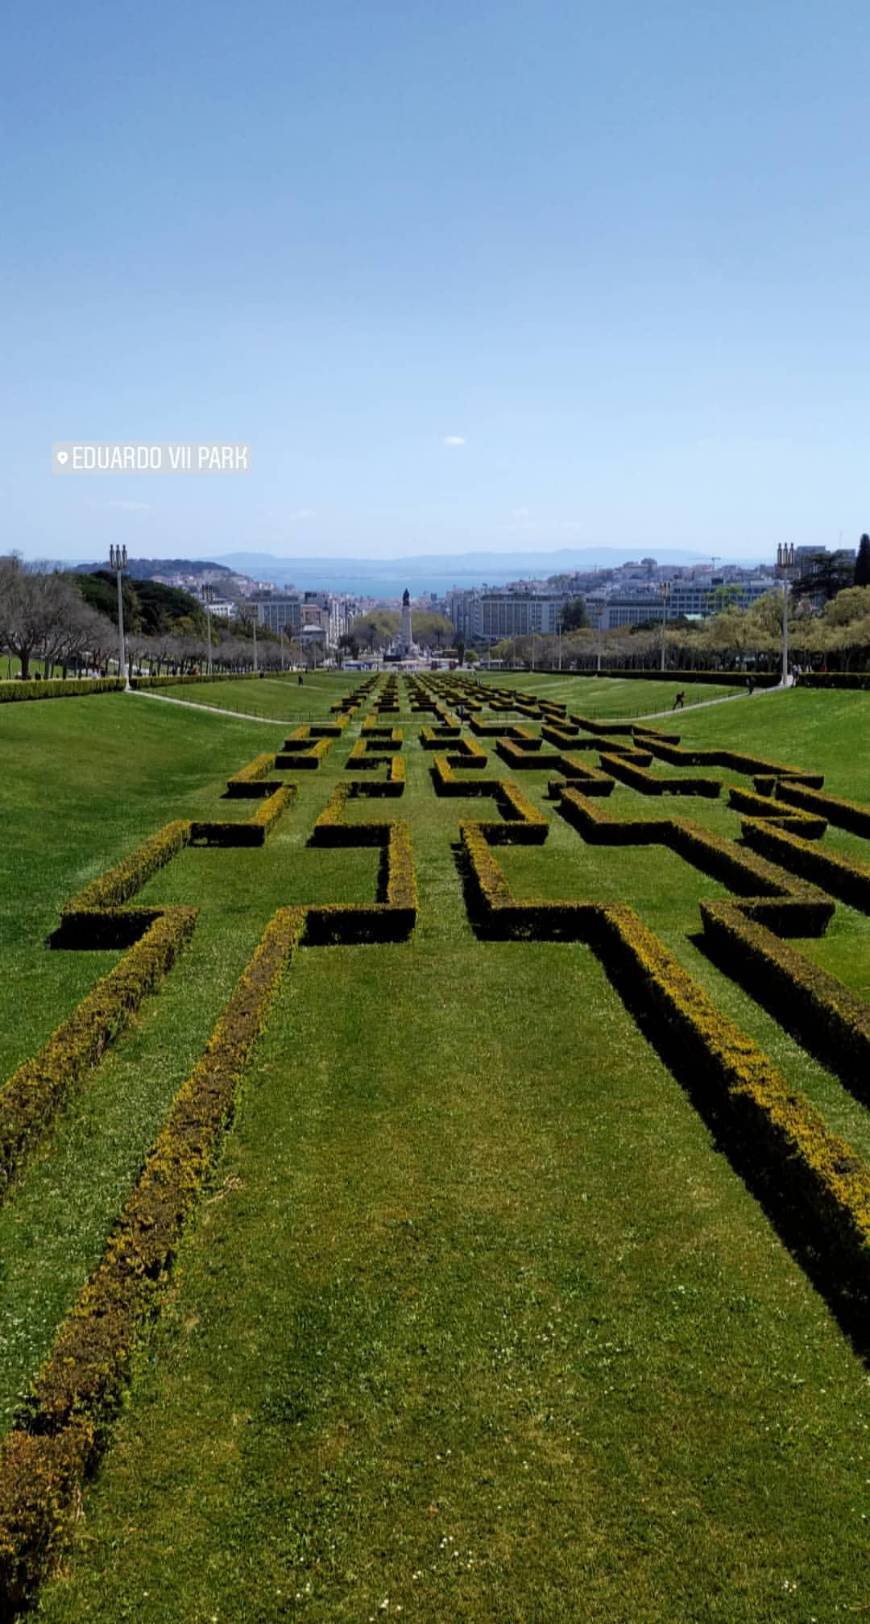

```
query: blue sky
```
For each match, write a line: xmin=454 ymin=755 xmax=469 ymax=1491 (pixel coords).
xmin=3 ymin=1 xmax=869 ymax=564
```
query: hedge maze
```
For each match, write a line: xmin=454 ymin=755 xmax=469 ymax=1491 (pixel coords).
xmin=1 ymin=671 xmax=869 ymax=1613
xmin=0 ymin=697 xmax=417 ymax=1612
xmin=417 ymin=672 xmax=870 ymax=1299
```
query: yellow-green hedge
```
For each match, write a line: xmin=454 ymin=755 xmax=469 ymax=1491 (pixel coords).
xmin=0 ymin=906 xmax=306 ymax=1612
xmin=0 ymin=907 xmax=196 ymax=1199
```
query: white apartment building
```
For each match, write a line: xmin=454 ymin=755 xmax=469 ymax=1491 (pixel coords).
xmin=446 ymin=589 xmax=571 ymax=643
xmin=253 ymin=594 xmax=303 ymax=635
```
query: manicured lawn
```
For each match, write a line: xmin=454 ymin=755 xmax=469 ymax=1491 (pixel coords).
xmin=474 ymin=670 xmax=744 ymax=716
xmin=0 ymin=681 xmax=866 ymax=1622
xmin=154 ymin=672 xmax=363 ymax=720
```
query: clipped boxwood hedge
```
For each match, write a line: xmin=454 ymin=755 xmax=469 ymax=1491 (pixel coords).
xmin=701 ymin=899 xmax=870 ymax=1094
xmin=740 ymin=817 xmax=870 ymax=914
xmin=190 ymin=786 xmax=294 ymax=846
xmin=0 ymin=905 xmax=307 ymax=1612
xmin=0 ymin=907 xmax=196 ymax=1198
xmin=0 ymin=678 xmax=122 ymax=703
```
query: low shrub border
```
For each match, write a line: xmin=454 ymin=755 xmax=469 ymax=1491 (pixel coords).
xmin=554 ymin=787 xmax=833 ymax=935
xmin=345 ymin=755 xmax=405 ymax=797
xmin=558 ymin=757 xmax=616 ymax=793
xmin=304 ymin=823 xmax=417 ymax=944
xmin=457 ymin=821 xmax=869 ymax=1284
xmin=645 ymin=738 xmax=823 ymax=785
xmin=0 ymin=904 xmax=308 ymax=1613
xmin=599 ymin=753 xmax=721 ymax=798
xmin=570 ymin=714 xmax=637 ymax=737
xmin=774 ymin=780 xmax=870 ymax=838
xmin=468 ymin=718 xmax=525 ymax=737
xmin=495 ymin=738 xmax=565 ymax=771
xmin=225 ymin=754 xmax=282 ymax=798
xmin=797 ymin=672 xmax=870 ymax=690
xmin=419 ymin=725 xmax=462 ymax=747
xmin=275 ymin=737 xmax=332 ymax=770
xmin=431 ymin=756 xmax=503 ymax=796
xmin=726 ymin=784 xmax=827 ymax=837
xmin=701 ymin=899 xmax=870 ymax=1097
xmin=309 ymin=786 xmax=391 ymax=846
xmin=472 ymin=782 xmax=550 ymax=846
xmin=190 ymin=786 xmax=294 ymax=847
xmin=556 ymin=787 xmax=665 ymax=846
xmin=541 ymin=722 xmax=581 ymax=747
xmin=442 ymin=736 xmax=487 ymax=766
xmin=740 ymin=817 xmax=870 ymax=914
xmin=66 ymin=820 xmax=193 ymax=916
xmin=0 ymin=753 xmax=421 ymax=1610
xmin=0 ymin=907 xmax=196 ymax=1200
xmin=547 ymin=668 xmax=781 ymax=687
xmin=0 ymin=678 xmax=123 ymax=703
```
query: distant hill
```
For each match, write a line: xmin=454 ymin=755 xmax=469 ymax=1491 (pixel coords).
xmin=72 ymin=557 xmax=231 ymax=578
xmin=214 ymin=547 xmax=739 ymax=596
xmin=66 ymin=546 xmax=767 ymax=600
xmin=73 ymin=557 xmax=261 ymax=599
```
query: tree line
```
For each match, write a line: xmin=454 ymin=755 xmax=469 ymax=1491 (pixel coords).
xmin=0 ymin=557 xmax=292 ymax=679
xmin=489 ymin=582 xmax=870 ymax=672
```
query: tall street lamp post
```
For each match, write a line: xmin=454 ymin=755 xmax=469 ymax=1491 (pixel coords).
xmin=775 ymin=543 xmax=796 ymax=686
xmin=659 ymin=581 xmax=671 ymax=672
xmin=109 ymin=544 xmax=130 ymax=691
xmin=202 ymin=583 xmax=214 ymax=675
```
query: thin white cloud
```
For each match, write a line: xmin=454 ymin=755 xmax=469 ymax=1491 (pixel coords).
xmin=104 ymin=500 xmax=151 ymax=512
xmin=442 ymin=434 xmax=466 ymax=447
xmin=288 ymin=508 xmax=315 ymax=521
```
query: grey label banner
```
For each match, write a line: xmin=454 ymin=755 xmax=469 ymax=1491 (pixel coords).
xmin=52 ymin=443 xmax=251 ymax=474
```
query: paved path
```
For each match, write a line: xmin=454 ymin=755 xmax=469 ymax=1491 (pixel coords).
xmin=131 ymin=690 xmax=291 ymax=725
xmin=627 ymin=683 xmax=788 ymax=723
xmin=131 ymin=681 xmax=789 ymax=729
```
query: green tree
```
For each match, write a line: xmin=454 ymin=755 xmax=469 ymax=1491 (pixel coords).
xmin=822 ymin=585 xmax=870 ymax=625
xmin=560 ymin=597 xmax=588 ymax=632
xmin=855 ymin=534 xmax=870 ymax=588
xmin=350 ymin=611 xmax=399 ymax=652
xmin=792 ymin=553 xmax=854 ymax=603
xmin=336 ymin=632 xmax=360 ymax=666
xmin=412 ymin=611 xmax=453 ymax=648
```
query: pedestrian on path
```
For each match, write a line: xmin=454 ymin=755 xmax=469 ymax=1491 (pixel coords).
xmin=672 ymin=690 xmax=685 ymax=710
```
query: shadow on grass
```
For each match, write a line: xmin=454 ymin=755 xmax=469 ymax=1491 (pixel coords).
xmin=697 ymin=922 xmax=869 ymax=1111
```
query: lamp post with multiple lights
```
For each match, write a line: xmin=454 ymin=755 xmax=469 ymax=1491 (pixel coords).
xmin=775 ymin=543 xmax=797 ymax=686
xmin=108 ymin=545 xmax=130 ymax=691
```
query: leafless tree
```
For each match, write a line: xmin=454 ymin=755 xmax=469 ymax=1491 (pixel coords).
xmin=0 ymin=556 xmax=84 ymax=678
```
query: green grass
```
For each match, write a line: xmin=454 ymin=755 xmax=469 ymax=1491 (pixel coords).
xmin=154 ymin=672 xmax=363 ymax=720
xmin=0 ymin=682 xmax=867 ymax=1623
xmin=474 ymin=670 xmax=745 ymax=717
